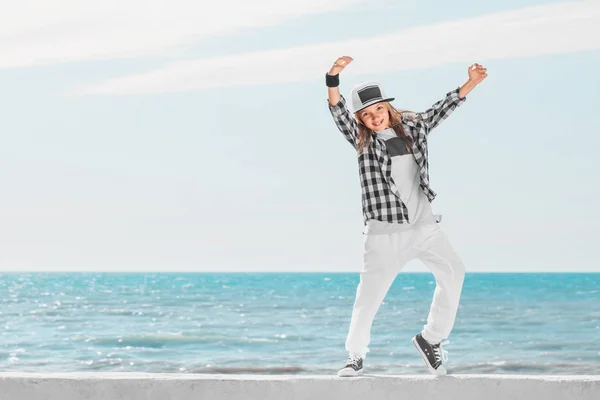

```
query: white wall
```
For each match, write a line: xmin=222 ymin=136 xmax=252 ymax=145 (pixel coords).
xmin=0 ymin=373 xmax=599 ymax=400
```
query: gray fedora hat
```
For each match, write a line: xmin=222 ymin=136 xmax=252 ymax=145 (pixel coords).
xmin=349 ymin=81 xmax=395 ymax=113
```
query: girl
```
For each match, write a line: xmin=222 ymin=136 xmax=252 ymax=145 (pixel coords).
xmin=326 ymin=56 xmax=487 ymax=377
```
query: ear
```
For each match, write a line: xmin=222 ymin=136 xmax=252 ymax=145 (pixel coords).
xmin=385 ymin=102 xmax=396 ymax=115
xmin=354 ymin=113 xmax=364 ymax=125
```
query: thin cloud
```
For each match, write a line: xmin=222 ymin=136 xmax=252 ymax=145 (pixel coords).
xmin=0 ymin=0 xmax=365 ymax=69
xmin=74 ymin=0 xmax=600 ymax=95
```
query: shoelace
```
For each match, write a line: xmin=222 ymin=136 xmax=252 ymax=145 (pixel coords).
xmin=347 ymin=354 xmax=362 ymax=368
xmin=433 ymin=340 xmax=449 ymax=363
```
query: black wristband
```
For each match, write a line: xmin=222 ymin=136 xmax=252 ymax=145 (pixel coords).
xmin=326 ymin=73 xmax=340 ymax=87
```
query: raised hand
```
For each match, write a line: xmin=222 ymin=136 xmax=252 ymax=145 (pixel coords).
xmin=468 ymin=63 xmax=488 ymax=85
xmin=329 ymin=56 xmax=353 ymax=76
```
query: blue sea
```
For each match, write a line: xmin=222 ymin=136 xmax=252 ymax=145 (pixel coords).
xmin=0 ymin=273 xmax=599 ymax=375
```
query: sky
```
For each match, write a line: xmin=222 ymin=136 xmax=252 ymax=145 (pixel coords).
xmin=0 ymin=0 xmax=599 ymax=272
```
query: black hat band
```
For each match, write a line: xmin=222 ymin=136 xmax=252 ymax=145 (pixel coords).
xmin=357 ymin=85 xmax=383 ymax=105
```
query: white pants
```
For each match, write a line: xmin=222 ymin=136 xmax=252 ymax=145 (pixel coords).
xmin=345 ymin=220 xmax=465 ymax=357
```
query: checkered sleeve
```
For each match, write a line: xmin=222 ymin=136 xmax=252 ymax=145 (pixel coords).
xmin=419 ymin=87 xmax=466 ymax=134
xmin=328 ymin=95 xmax=359 ymax=150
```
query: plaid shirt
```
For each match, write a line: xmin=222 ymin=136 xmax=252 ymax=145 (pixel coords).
xmin=328 ymin=87 xmax=466 ymax=226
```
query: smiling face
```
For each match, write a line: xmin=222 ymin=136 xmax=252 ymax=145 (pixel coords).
xmin=357 ymin=101 xmax=390 ymax=132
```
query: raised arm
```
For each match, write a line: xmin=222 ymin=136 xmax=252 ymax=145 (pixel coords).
xmin=419 ymin=63 xmax=488 ymax=133
xmin=418 ymin=88 xmax=466 ymax=133
xmin=327 ymin=56 xmax=352 ymax=106
xmin=326 ymin=56 xmax=359 ymax=150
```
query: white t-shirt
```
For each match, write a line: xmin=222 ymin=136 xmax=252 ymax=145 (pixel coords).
xmin=364 ymin=128 xmax=436 ymax=235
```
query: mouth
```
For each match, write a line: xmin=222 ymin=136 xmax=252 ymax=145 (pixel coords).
xmin=372 ymin=119 xmax=384 ymax=127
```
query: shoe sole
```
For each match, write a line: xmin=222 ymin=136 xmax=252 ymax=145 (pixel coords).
xmin=412 ymin=336 xmax=447 ymax=376
xmin=337 ymin=367 xmax=363 ymax=377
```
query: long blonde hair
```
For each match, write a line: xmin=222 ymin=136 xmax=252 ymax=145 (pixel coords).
xmin=355 ymin=102 xmax=416 ymax=155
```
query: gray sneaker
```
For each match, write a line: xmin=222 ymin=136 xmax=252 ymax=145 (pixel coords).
xmin=412 ymin=333 xmax=448 ymax=375
xmin=337 ymin=354 xmax=363 ymax=377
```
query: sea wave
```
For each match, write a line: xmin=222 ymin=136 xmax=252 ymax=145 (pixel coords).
xmin=449 ymin=361 xmax=600 ymax=374
xmin=194 ymin=366 xmax=305 ymax=374
xmin=71 ymin=332 xmax=285 ymax=348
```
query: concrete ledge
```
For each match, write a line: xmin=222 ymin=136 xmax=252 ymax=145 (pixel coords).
xmin=1 ymin=373 xmax=599 ymax=400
